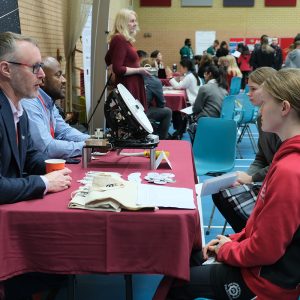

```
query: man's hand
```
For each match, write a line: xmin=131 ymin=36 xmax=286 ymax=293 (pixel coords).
xmin=45 ymin=168 xmax=72 ymax=193
xmin=236 ymin=171 xmax=253 ymax=184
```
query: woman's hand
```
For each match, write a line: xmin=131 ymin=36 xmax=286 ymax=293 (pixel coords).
xmin=138 ymin=67 xmax=151 ymax=76
xmin=214 ymin=235 xmax=232 ymax=254
xmin=203 ymin=235 xmax=232 ymax=259
xmin=236 ymin=171 xmax=253 ymax=184
xmin=203 ymin=238 xmax=220 ymax=259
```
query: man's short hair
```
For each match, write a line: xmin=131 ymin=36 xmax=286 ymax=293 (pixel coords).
xmin=184 ymin=38 xmax=191 ymax=45
xmin=0 ymin=31 xmax=38 ymax=61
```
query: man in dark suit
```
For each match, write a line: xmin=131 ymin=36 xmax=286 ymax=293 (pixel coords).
xmin=0 ymin=31 xmax=72 ymax=203
xmin=0 ymin=31 xmax=71 ymax=299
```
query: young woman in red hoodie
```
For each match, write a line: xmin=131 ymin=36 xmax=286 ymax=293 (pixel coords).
xmin=166 ymin=68 xmax=300 ymax=300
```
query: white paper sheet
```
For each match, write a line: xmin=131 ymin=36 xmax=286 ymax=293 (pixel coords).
xmin=201 ymin=172 xmax=237 ymax=196
xmin=180 ymin=106 xmax=193 ymax=115
xmin=163 ymin=90 xmax=184 ymax=95
xmin=137 ymin=184 xmax=195 ymax=209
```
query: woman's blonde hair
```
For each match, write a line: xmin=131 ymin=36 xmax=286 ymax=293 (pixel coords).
xmin=249 ymin=67 xmax=277 ymax=86
xmin=226 ymin=55 xmax=242 ymax=77
xmin=263 ymin=68 xmax=300 ymax=118
xmin=218 ymin=56 xmax=229 ymax=67
xmin=107 ymin=9 xmax=139 ymax=43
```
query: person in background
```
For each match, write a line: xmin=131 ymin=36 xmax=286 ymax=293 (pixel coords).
xmin=140 ymin=58 xmax=172 ymax=140
xmin=213 ymin=67 xmax=280 ymax=232
xmin=225 ymin=55 xmax=242 ymax=91
xmin=150 ymin=50 xmax=166 ymax=79
xmin=237 ymin=45 xmax=252 ymax=89
xmin=0 ymin=31 xmax=71 ymax=300
xmin=285 ymin=40 xmax=300 ymax=68
xmin=166 ymin=68 xmax=300 ymax=300
xmin=216 ymin=40 xmax=229 ymax=58
xmin=270 ymin=37 xmax=283 ymax=70
xmin=218 ymin=55 xmax=229 ymax=68
xmin=105 ymin=8 xmax=149 ymax=110
xmin=206 ymin=39 xmax=219 ymax=56
xmin=167 ymin=59 xmax=202 ymax=139
xmin=169 ymin=59 xmax=202 ymax=106
xmin=250 ymin=35 xmax=275 ymax=70
xmin=193 ymin=55 xmax=202 ymax=75
xmin=180 ymin=38 xmax=194 ymax=60
xmin=187 ymin=65 xmax=228 ymax=143
xmin=193 ymin=65 xmax=227 ymax=119
xmin=197 ymin=53 xmax=213 ymax=79
xmin=22 ymin=57 xmax=90 ymax=159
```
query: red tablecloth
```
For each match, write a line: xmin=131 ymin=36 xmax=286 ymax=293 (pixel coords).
xmin=160 ymin=78 xmax=171 ymax=86
xmin=0 ymin=141 xmax=200 ymax=289
xmin=164 ymin=90 xmax=187 ymax=111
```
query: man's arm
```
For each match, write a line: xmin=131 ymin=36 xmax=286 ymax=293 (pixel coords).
xmin=22 ymin=99 xmax=88 ymax=159
xmin=53 ymin=105 xmax=89 ymax=142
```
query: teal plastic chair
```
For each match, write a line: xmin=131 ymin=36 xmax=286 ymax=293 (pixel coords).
xmin=193 ymin=117 xmax=237 ymax=235
xmin=220 ymin=95 xmax=236 ymax=120
xmin=235 ymin=93 xmax=259 ymax=154
xmin=229 ymin=77 xmax=242 ymax=95
xmin=193 ymin=117 xmax=237 ymax=176
xmin=244 ymin=84 xmax=249 ymax=94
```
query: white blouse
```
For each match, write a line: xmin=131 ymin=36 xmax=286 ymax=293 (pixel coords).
xmin=169 ymin=72 xmax=202 ymax=106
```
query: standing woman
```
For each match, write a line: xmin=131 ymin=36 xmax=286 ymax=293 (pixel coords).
xmin=105 ymin=9 xmax=149 ymax=109
xmin=166 ymin=68 xmax=300 ymax=300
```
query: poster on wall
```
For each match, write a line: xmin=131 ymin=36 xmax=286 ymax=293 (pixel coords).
xmin=229 ymin=38 xmax=245 ymax=53
xmin=224 ymin=0 xmax=254 ymax=6
xmin=0 ymin=0 xmax=20 ymax=33
xmin=245 ymin=37 xmax=260 ymax=51
xmin=265 ymin=0 xmax=296 ymax=6
xmin=140 ymin=0 xmax=171 ymax=6
xmin=195 ymin=31 xmax=216 ymax=55
xmin=181 ymin=0 xmax=213 ymax=6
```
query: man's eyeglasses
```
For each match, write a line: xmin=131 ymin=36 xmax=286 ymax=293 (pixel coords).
xmin=7 ymin=61 xmax=44 ymax=74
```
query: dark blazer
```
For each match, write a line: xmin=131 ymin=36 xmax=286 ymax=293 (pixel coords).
xmin=0 ymin=90 xmax=47 ymax=204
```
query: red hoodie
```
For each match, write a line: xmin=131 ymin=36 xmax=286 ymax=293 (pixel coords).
xmin=217 ymin=135 xmax=300 ymax=300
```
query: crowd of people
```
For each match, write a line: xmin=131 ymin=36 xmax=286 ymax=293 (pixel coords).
xmin=0 ymin=6 xmax=300 ymax=300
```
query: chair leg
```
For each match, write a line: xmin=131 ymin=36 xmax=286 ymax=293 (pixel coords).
xmin=206 ymin=204 xmax=216 ymax=235
xmin=67 ymin=275 xmax=76 ymax=300
xmin=245 ymin=125 xmax=258 ymax=154
xmin=124 ymin=274 xmax=133 ymax=300
xmin=237 ymin=125 xmax=247 ymax=144
xmin=221 ymin=221 xmax=228 ymax=235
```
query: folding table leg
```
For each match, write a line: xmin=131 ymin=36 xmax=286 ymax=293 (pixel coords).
xmin=124 ymin=274 xmax=133 ymax=300
xmin=67 ymin=275 xmax=76 ymax=300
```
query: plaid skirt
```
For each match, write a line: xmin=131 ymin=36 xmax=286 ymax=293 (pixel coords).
xmin=220 ymin=183 xmax=262 ymax=220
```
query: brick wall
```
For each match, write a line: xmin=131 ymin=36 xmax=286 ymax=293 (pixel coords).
xmin=133 ymin=0 xmax=300 ymax=67
xmin=19 ymin=0 xmax=67 ymax=69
